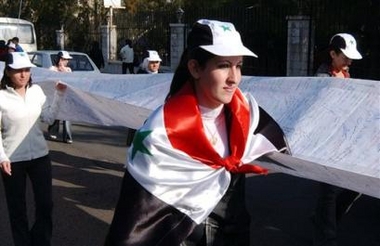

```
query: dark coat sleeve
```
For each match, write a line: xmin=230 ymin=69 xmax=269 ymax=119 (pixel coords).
xmin=254 ymin=107 xmax=291 ymax=155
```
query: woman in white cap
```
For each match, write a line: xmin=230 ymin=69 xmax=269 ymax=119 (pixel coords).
xmin=125 ymin=50 xmax=164 ymax=145
xmin=47 ymin=50 xmax=73 ymax=143
xmin=315 ymin=33 xmax=362 ymax=78
xmin=0 ymin=52 xmax=67 ymax=246
xmin=137 ymin=50 xmax=162 ymax=74
xmin=313 ymin=33 xmax=362 ymax=246
xmin=105 ymin=19 xmax=288 ymax=246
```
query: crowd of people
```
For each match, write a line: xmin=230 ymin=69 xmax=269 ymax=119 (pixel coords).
xmin=0 ymin=18 xmax=370 ymax=246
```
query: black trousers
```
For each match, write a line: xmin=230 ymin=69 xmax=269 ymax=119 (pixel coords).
xmin=312 ymin=183 xmax=361 ymax=246
xmin=1 ymin=155 xmax=53 ymax=246
xmin=48 ymin=120 xmax=72 ymax=141
xmin=182 ymin=174 xmax=251 ymax=246
xmin=122 ymin=62 xmax=134 ymax=74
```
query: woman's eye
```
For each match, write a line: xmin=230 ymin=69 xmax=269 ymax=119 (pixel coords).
xmin=218 ymin=63 xmax=230 ymax=69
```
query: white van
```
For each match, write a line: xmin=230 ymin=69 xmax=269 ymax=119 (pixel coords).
xmin=0 ymin=17 xmax=37 ymax=52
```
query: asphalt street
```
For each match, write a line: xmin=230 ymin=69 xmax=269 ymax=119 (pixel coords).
xmin=0 ymin=123 xmax=379 ymax=246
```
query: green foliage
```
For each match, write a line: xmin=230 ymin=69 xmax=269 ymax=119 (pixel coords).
xmin=0 ymin=0 xmax=107 ymax=51
xmin=182 ymin=0 xmax=231 ymax=8
xmin=0 ymin=0 xmax=378 ymax=72
xmin=123 ymin=0 xmax=138 ymax=13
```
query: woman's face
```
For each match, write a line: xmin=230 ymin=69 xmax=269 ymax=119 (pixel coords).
xmin=330 ymin=50 xmax=352 ymax=72
xmin=147 ymin=61 xmax=160 ymax=72
xmin=59 ymin=58 xmax=70 ymax=66
xmin=191 ymin=55 xmax=243 ymax=108
xmin=6 ymin=68 xmax=31 ymax=89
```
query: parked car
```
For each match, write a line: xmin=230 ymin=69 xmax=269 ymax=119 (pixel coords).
xmin=28 ymin=50 xmax=101 ymax=73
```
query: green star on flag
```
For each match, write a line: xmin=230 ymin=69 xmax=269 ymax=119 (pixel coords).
xmin=220 ymin=25 xmax=231 ymax=31
xmin=131 ymin=130 xmax=153 ymax=160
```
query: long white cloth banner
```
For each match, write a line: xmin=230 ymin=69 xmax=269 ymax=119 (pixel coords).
xmin=1 ymin=64 xmax=378 ymax=198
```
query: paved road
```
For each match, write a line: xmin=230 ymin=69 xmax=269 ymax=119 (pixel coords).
xmin=0 ymin=123 xmax=379 ymax=246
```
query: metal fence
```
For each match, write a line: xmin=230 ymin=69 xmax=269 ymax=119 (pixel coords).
xmin=111 ymin=1 xmax=379 ymax=79
xmin=309 ymin=0 xmax=380 ymax=80
xmin=182 ymin=5 xmax=297 ymax=76
xmin=113 ymin=10 xmax=176 ymax=67
xmin=113 ymin=6 xmax=292 ymax=76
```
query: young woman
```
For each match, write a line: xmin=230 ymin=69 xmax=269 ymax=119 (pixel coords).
xmin=105 ymin=19 xmax=288 ymax=246
xmin=0 ymin=52 xmax=66 ymax=246
xmin=315 ymin=33 xmax=362 ymax=78
xmin=125 ymin=50 xmax=164 ymax=145
xmin=313 ymin=33 xmax=362 ymax=246
xmin=137 ymin=50 xmax=162 ymax=74
xmin=47 ymin=50 xmax=73 ymax=143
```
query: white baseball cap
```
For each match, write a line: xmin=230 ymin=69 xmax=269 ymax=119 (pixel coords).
xmin=330 ymin=33 xmax=362 ymax=60
xmin=187 ymin=19 xmax=257 ymax=58
xmin=6 ymin=52 xmax=36 ymax=69
xmin=58 ymin=50 xmax=73 ymax=59
xmin=146 ymin=50 xmax=162 ymax=62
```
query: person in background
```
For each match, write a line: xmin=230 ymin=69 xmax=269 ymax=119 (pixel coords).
xmin=137 ymin=50 xmax=162 ymax=74
xmin=120 ymin=39 xmax=134 ymax=74
xmin=47 ymin=51 xmax=73 ymax=143
xmin=125 ymin=50 xmax=164 ymax=146
xmin=0 ymin=52 xmax=67 ymax=246
xmin=0 ymin=40 xmax=7 ymax=61
xmin=105 ymin=19 xmax=288 ymax=246
xmin=312 ymin=33 xmax=363 ymax=246
xmin=11 ymin=37 xmax=24 ymax=52
xmin=89 ymin=41 xmax=105 ymax=70
xmin=7 ymin=41 xmax=16 ymax=53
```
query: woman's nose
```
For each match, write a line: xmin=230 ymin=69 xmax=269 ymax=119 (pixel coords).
xmin=228 ymin=67 xmax=240 ymax=83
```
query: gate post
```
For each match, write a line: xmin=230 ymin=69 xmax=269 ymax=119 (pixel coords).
xmin=286 ymin=15 xmax=313 ymax=76
xmin=101 ymin=25 xmax=110 ymax=61
xmin=170 ymin=23 xmax=186 ymax=71
xmin=55 ymin=25 xmax=65 ymax=50
xmin=101 ymin=21 xmax=117 ymax=61
xmin=101 ymin=24 xmax=120 ymax=73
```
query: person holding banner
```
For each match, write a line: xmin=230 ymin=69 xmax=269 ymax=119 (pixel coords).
xmin=0 ymin=52 xmax=67 ymax=246
xmin=125 ymin=50 xmax=164 ymax=145
xmin=105 ymin=19 xmax=288 ymax=246
xmin=312 ymin=33 xmax=363 ymax=246
xmin=47 ymin=50 xmax=74 ymax=144
xmin=137 ymin=50 xmax=162 ymax=74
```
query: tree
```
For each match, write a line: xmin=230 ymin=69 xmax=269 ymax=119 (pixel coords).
xmin=0 ymin=0 xmax=108 ymax=50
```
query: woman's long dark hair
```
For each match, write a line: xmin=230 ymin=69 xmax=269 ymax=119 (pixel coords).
xmin=316 ymin=35 xmax=345 ymax=69
xmin=54 ymin=57 xmax=60 ymax=66
xmin=54 ymin=53 xmax=64 ymax=66
xmin=165 ymin=47 xmax=215 ymax=102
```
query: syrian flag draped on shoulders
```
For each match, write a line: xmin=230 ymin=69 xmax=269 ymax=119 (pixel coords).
xmin=105 ymin=81 xmax=288 ymax=246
